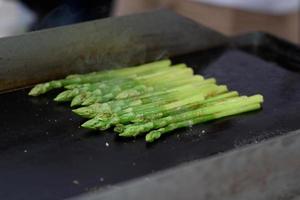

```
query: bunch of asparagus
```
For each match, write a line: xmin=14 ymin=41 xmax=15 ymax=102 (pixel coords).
xmin=29 ymin=59 xmax=264 ymax=142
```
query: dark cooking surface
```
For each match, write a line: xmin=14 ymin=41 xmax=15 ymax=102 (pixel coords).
xmin=1 ymin=49 xmax=300 ymax=200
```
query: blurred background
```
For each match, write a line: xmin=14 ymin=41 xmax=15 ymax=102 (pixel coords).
xmin=0 ymin=0 xmax=299 ymax=43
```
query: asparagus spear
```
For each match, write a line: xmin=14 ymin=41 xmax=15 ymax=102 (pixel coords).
xmin=72 ymin=88 xmax=198 ymax=118
xmin=135 ymin=90 xmax=239 ymax=122
xmin=130 ymin=85 xmax=228 ymax=123
xmin=28 ymin=59 xmax=171 ymax=96
xmin=81 ymin=92 xmax=205 ymax=130
xmin=100 ymin=86 xmax=215 ymax=119
xmin=54 ymin=64 xmax=191 ymax=103
xmin=82 ymin=68 xmax=193 ymax=105
xmin=145 ymin=103 xmax=262 ymax=142
xmin=69 ymin=79 xmax=145 ymax=106
xmin=120 ymin=84 xmax=218 ymax=114
xmin=113 ymin=93 xmax=240 ymax=134
xmin=82 ymin=84 xmax=156 ymax=106
xmin=71 ymin=75 xmax=205 ymax=107
xmin=65 ymin=74 xmax=203 ymax=90
xmin=81 ymin=85 xmax=225 ymax=130
xmin=54 ymin=78 xmax=136 ymax=102
xmin=80 ymin=77 xmax=214 ymax=107
xmin=117 ymin=95 xmax=263 ymax=137
xmin=73 ymin=80 xmax=218 ymax=119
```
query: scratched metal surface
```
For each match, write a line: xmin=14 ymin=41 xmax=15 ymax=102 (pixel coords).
xmin=0 ymin=33 xmax=300 ymax=200
xmin=73 ymin=130 xmax=300 ymax=200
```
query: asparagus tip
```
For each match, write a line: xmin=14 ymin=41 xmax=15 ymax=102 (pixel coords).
xmin=145 ymin=130 xmax=162 ymax=142
xmin=54 ymin=90 xmax=73 ymax=102
xmin=53 ymin=97 xmax=61 ymax=102
xmin=70 ymin=99 xmax=82 ymax=107
xmin=81 ymin=118 xmax=112 ymax=130
xmin=81 ymin=119 xmax=99 ymax=130
xmin=71 ymin=93 xmax=89 ymax=107
xmin=28 ymin=83 xmax=48 ymax=96
xmin=29 ymin=80 xmax=62 ymax=96
xmin=118 ymin=126 xmax=140 ymax=137
xmin=72 ymin=107 xmax=93 ymax=118
xmin=82 ymin=98 xmax=96 ymax=106
xmin=53 ymin=96 xmax=65 ymax=102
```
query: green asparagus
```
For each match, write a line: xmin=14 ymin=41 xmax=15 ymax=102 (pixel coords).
xmin=72 ymin=83 xmax=230 ymax=119
xmin=29 ymin=59 xmax=264 ymax=143
xmin=145 ymin=103 xmax=262 ymax=142
xmin=29 ymin=59 xmax=171 ymax=96
xmin=54 ymin=64 xmax=192 ymax=103
xmin=81 ymin=88 xmax=222 ymax=130
xmin=117 ymin=95 xmax=263 ymax=137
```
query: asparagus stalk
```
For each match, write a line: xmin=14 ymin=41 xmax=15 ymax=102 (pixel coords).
xmin=82 ymin=84 xmax=155 ymax=106
xmin=73 ymin=80 xmax=217 ymax=119
xmin=117 ymin=95 xmax=263 ymax=137
xmin=28 ymin=59 xmax=171 ymax=96
xmin=105 ymin=85 xmax=215 ymax=119
xmin=130 ymin=85 xmax=228 ymax=123
xmin=54 ymin=78 xmax=136 ymax=102
xmin=69 ymin=80 xmax=143 ymax=106
xmin=54 ymin=64 xmax=191 ymax=103
xmin=64 ymin=74 xmax=204 ymax=91
xmin=145 ymin=103 xmax=262 ymax=142
xmin=122 ymin=84 xmax=219 ymax=114
xmin=70 ymin=74 xmax=203 ymax=107
xmin=83 ymin=65 xmax=194 ymax=101
xmin=81 ymin=91 xmax=210 ymax=130
xmin=78 ymin=77 xmax=216 ymax=108
xmin=72 ymin=88 xmax=198 ymax=118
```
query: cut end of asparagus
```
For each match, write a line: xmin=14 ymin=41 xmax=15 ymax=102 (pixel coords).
xmin=145 ymin=103 xmax=262 ymax=142
xmin=250 ymin=94 xmax=264 ymax=103
xmin=202 ymin=91 xmax=239 ymax=106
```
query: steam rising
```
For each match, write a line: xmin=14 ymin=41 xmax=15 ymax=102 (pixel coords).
xmin=71 ymin=29 xmax=169 ymax=73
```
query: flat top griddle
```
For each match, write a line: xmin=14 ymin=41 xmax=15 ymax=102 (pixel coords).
xmin=0 ymin=33 xmax=300 ymax=200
